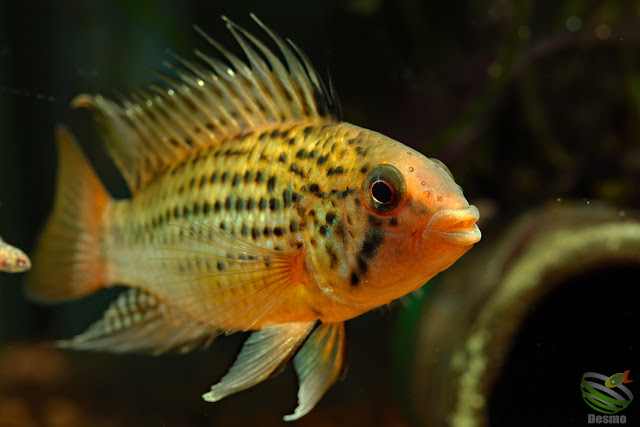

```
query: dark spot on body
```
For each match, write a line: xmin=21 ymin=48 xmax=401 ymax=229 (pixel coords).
xmin=241 ymin=224 xmax=249 ymax=236
xmin=259 ymin=198 xmax=268 ymax=210
xmin=274 ymin=226 xmax=284 ymax=237
xmin=360 ymin=165 xmax=369 ymax=174
xmin=259 ymin=131 xmax=268 ymax=141
xmin=325 ymin=242 xmax=338 ymax=269
xmin=269 ymin=198 xmax=282 ymax=211
xmin=252 ymin=227 xmax=260 ymax=240
xmin=289 ymin=162 xmax=304 ymax=177
xmin=303 ymin=126 xmax=312 ymax=136
xmin=270 ymin=129 xmax=280 ymax=138
xmin=368 ymin=214 xmax=383 ymax=227
xmin=357 ymin=255 xmax=368 ymax=275
xmin=319 ymin=225 xmax=327 ymax=237
xmin=317 ymin=155 xmax=328 ymax=166
xmin=199 ymin=175 xmax=207 ymax=188
xmin=389 ymin=217 xmax=398 ymax=226
xmin=263 ymin=226 xmax=272 ymax=237
xmin=283 ymin=188 xmax=293 ymax=208
xmin=326 ymin=212 xmax=336 ymax=224
xmin=295 ymin=149 xmax=307 ymax=159
xmin=350 ymin=271 xmax=360 ymax=286
xmin=342 ymin=188 xmax=355 ymax=198
xmin=221 ymin=172 xmax=229 ymax=183
xmin=236 ymin=198 xmax=245 ymax=212
xmin=232 ymin=173 xmax=240 ymax=187
xmin=267 ymin=176 xmax=276 ymax=192
xmin=327 ymin=166 xmax=344 ymax=176
xmin=360 ymin=229 xmax=384 ymax=258
xmin=225 ymin=196 xmax=234 ymax=211
xmin=244 ymin=170 xmax=253 ymax=183
xmin=278 ymin=153 xmax=287 ymax=163
xmin=214 ymin=201 xmax=221 ymax=213
xmin=247 ymin=198 xmax=256 ymax=210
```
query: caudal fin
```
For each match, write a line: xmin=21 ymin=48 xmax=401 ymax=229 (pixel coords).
xmin=27 ymin=126 xmax=111 ymax=303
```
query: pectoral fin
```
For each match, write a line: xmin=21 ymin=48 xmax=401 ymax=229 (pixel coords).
xmin=153 ymin=220 xmax=305 ymax=333
xmin=285 ymin=322 xmax=347 ymax=421
xmin=202 ymin=321 xmax=316 ymax=402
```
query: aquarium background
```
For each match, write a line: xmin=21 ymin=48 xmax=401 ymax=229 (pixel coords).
xmin=1 ymin=1 xmax=639 ymax=426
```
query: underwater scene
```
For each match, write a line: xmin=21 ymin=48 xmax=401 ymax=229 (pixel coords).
xmin=1 ymin=1 xmax=639 ymax=426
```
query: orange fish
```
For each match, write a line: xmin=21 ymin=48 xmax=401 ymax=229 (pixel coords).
xmin=28 ymin=15 xmax=481 ymax=420
xmin=0 ymin=236 xmax=31 ymax=273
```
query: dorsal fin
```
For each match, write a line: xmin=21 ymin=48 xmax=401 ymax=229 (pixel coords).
xmin=73 ymin=14 xmax=341 ymax=194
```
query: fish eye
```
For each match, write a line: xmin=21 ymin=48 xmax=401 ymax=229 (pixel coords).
xmin=363 ymin=164 xmax=406 ymax=215
xmin=430 ymin=158 xmax=454 ymax=180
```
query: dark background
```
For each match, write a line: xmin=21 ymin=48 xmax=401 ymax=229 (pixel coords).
xmin=1 ymin=1 xmax=639 ymax=425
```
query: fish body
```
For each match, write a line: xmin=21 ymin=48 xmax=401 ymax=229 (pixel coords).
xmin=0 ymin=237 xmax=31 ymax=273
xmin=27 ymin=15 xmax=480 ymax=420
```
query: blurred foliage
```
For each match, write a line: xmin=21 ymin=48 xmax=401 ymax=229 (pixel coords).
xmin=1 ymin=0 xmax=640 ymax=425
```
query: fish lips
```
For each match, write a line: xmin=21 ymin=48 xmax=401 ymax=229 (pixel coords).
xmin=424 ymin=205 xmax=482 ymax=246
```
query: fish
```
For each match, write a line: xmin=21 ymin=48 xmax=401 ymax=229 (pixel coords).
xmin=27 ymin=15 xmax=481 ymax=420
xmin=0 ymin=236 xmax=31 ymax=273
xmin=605 ymin=370 xmax=633 ymax=388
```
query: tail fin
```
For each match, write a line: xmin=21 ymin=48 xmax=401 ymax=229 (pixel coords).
xmin=27 ymin=126 xmax=111 ymax=303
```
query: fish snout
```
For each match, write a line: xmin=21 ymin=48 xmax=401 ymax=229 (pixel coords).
xmin=424 ymin=205 xmax=481 ymax=245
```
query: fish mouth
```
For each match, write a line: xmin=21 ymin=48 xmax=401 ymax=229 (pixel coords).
xmin=424 ymin=205 xmax=481 ymax=245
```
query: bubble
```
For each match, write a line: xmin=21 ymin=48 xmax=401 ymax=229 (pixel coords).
xmin=566 ymin=16 xmax=582 ymax=32
xmin=595 ymin=24 xmax=612 ymax=40
xmin=517 ymin=25 xmax=531 ymax=40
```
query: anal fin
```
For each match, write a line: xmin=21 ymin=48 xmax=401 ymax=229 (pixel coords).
xmin=58 ymin=288 xmax=217 ymax=355
xmin=202 ymin=321 xmax=316 ymax=402
xmin=285 ymin=322 xmax=347 ymax=421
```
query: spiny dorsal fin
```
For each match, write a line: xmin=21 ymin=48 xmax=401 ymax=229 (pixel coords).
xmin=58 ymin=288 xmax=217 ymax=355
xmin=73 ymin=14 xmax=341 ymax=194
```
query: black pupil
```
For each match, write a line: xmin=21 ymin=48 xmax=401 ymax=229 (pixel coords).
xmin=371 ymin=181 xmax=393 ymax=204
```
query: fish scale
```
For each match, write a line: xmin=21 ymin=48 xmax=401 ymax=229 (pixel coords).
xmin=27 ymin=15 xmax=480 ymax=421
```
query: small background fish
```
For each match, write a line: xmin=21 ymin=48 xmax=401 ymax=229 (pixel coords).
xmin=0 ymin=236 xmax=30 ymax=273
xmin=2 ymin=1 xmax=640 ymax=426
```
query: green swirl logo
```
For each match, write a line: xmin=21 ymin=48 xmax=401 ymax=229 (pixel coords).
xmin=581 ymin=371 xmax=634 ymax=414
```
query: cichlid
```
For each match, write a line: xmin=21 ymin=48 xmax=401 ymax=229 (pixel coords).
xmin=0 ymin=236 xmax=31 ymax=273
xmin=27 ymin=15 xmax=481 ymax=420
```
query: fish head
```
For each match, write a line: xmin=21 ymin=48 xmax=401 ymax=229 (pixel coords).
xmin=311 ymin=134 xmax=481 ymax=311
